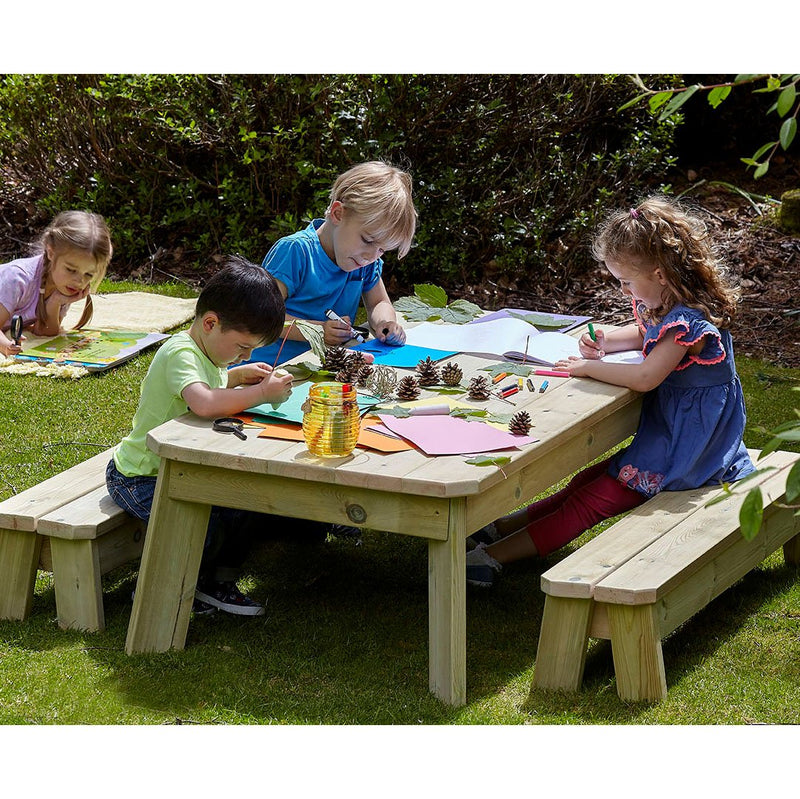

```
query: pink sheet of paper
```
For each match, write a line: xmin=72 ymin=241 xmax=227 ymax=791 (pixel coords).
xmin=375 ymin=414 xmax=537 ymax=456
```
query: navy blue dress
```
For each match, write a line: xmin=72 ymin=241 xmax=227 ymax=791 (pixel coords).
xmin=609 ymin=303 xmax=754 ymax=498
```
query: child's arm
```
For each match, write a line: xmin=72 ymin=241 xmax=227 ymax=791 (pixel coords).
xmin=181 ymin=368 xmax=293 ymax=418
xmin=556 ymin=333 xmax=690 ymax=393
xmin=363 ymin=280 xmax=405 ymax=345
xmin=577 ymin=323 xmax=643 ymax=359
xmin=34 ymin=287 xmax=91 ymax=337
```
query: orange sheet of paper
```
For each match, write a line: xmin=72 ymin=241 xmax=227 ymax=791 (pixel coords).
xmin=238 ymin=414 xmax=414 ymax=453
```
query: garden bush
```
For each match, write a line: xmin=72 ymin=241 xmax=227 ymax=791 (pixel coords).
xmin=0 ymin=74 xmax=677 ymax=290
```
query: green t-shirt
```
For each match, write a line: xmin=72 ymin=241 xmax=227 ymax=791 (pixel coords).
xmin=113 ymin=331 xmax=227 ymax=477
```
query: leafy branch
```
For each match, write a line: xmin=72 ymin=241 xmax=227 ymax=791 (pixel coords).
xmin=620 ymin=74 xmax=799 ymax=178
xmin=394 ymin=284 xmax=484 ymax=323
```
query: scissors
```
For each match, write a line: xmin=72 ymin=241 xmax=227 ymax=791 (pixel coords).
xmin=213 ymin=417 xmax=247 ymax=440
xmin=10 ymin=315 xmax=23 ymax=347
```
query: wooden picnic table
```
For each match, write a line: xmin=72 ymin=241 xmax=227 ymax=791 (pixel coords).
xmin=124 ymin=341 xmax=641 ymax=705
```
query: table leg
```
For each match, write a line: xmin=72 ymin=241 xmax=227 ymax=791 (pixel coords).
xmin=125 ymin=459 xmax=210 ymax=654
xmin=427 ymin=497 xmax=467 ymax=706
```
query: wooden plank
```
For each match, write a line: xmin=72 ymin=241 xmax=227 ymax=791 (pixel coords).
xmin=784 ymin=533 xmax=800 ymax=566
xmin=0 ymin=528 xmax=42 ymax=620
xmin=50 ymin=537 xmax=104 ymax=632
xmin=533 ymin=595 xmax=594 ymax=691
xmin=164 ymin=460 xmax=452 ymax=540
xmin=125 ymin=459 xmax=212 ymax=654
xmin=38 ymin=486 xmax=131 ymax=541
xmin=428 ymin=497 xmax=467 ymax=705
xmin=541 ymin=483 xmax=716 ymax=600
xmin=593 ymin=450 xmax=800 ymax=605
xmin=0 ymin=448 xmax=113 ymax=530
xmin=606 ymin=602 xmax=667 ymax=702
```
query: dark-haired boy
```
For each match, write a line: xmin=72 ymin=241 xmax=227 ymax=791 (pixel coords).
xmin=107 ymin=256 xmax=293 ymax=616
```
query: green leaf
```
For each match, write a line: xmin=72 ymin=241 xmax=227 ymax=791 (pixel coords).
xmin=754 ymin=161 xmax=770 ymax=179
xmin=776 ymin=83 xmax=797 ymax=117
xmin=481 ymin=362 xmax=533 ymax=378
xmin=786 ymin=461 xmax=800 ymax=504
xmin=739 ymin=487 xmax=764 ymax=541
xmin=465 ymin=454 xmax=511 ymax=467
xmin=780 ymin=117 xmax=797 ymax=151
xmin=414 ymin=284 xmax=448 ymax=308
xmin=437 ymin=299 xmax=484 ymax=323
xmin=294 ymin=319 xmax=327 ymax=361
xmin=659 ymin=84 xmax=701 ymax=120
xmin=648 ymin=91 xmax=673 ymax=113
xmin=617 ymin=91 xmax=650 ymax=113
xmin=508 ymin=311 xmax=565 ymax=330
xmin=752 ymin=141 xmax=777 ymax=160
xmin=708 ymin=85 xmax=732 ymax=108
xmin=394 ymin=296 xmax=436 ymax=321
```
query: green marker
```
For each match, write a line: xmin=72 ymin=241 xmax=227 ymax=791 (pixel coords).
xmin=588 ymin=322 xmax=596 ymax=342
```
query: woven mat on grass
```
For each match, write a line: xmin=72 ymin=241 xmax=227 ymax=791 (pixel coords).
xmin=0 ymin=291 xmax=197 ymax=379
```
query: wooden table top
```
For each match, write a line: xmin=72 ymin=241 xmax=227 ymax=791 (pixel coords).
xmin=146 ymin=350 xmax=639 ymax=500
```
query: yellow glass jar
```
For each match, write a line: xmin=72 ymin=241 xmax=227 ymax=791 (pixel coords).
xmin=301 ymin=381 xmax=360 ymax=457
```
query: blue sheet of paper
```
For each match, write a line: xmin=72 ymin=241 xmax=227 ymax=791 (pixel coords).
xmin=352 ymin=340 xmax=456 ymax=368
xmin=246 ymin=382 xmax=382 ymax=424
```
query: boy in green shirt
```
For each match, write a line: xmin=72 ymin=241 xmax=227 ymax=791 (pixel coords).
xmin=107 ymin=256 xmax=293 ymax=615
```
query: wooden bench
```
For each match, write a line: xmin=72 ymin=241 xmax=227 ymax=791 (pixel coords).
xmin=0 ymin=448 xmax=144 ymax=631
xmin=532 ymin=448 xmax=800 ymax=702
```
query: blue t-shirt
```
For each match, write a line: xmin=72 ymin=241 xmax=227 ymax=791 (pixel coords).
xmin=246 ymin=219 xmax=383 ymax=365
xmin=609 ymin=303 xmax=754 ymax=497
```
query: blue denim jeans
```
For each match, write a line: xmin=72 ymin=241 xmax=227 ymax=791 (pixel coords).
xmin=105 ymin=459 xmax=254 ymax=583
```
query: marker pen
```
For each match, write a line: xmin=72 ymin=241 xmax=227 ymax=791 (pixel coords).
xmin=588 ymin=322 xmax=596 ymax=342
xmin=533 ymin=369 xmax=571 ymax=378
xmin=492 ymin=371 xmax=509 ymax=384
xmin=325 ymin=309 xmax=365 ymax=343
xmin=500 ymin=386 xmax=519 ymax=398
xmin=539 ymin=380 xmax=549 ymax=393
xmin=526 ymin=378 xmax=535 ymax=392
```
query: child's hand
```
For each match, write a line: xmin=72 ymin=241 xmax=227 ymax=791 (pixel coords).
xmin=554 ymin=356 xmax=590 ymax=376
xmin=0 ymin=336 xmax=23 ymax=357
xmin=258 ymin=367 xmax=293 ymax=404
xmin=376 ymin=320 xmax=406 ymax=346
xmin=230 ymin=361 xmax=273 ymax=385
xmin=323 ymin=317 xmax=354 ymax=346
xmin=578 ymin=329 xmax=605 ymax=359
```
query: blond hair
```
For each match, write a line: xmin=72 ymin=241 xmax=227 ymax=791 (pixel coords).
xmin=591 ymin=195 xmax=739 ymax=328
xmin=36 ymin=211 xmax=113 ymax=329
xmin=326 ymin=161 xmax=417 ymax=258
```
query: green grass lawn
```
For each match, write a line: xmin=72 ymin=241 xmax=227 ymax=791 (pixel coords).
xmin=1 ymin=286 xmax=798 ymax=731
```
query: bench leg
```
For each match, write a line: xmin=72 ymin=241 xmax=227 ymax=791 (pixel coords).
xmin=606 ymin=603 xmax=667 ymax=702
xmin=784 ymin=532 xmax=800 ymax=567
xmin=533 ymin=595 xmax=593 ymax=692
xmin=50 ymin=538 xmax=104 ymax=632
xmin=0 ymin=527 xmax=41 ymax=621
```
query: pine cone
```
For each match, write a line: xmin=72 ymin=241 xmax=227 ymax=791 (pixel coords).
xmin=509 ymin=410 xmax=532 ymax=435
xmin=467 ymin=375 xmax=491 ymax=401
xmin=440 ymin=362 xmax=463 ymax=386
xmin=323 ymin=345 xmax=348 ymax=373
xmin=356 ymin=364 xmax=374 ymax=387
xmin=416 ymin=356 xmax=441 ymax=387
xmin=396 ymin=375 xmax=421 ymax=400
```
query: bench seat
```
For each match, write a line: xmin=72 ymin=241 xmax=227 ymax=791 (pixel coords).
xmin=532 ymin=448 xmax=800 ymax=702
xmin=0 ymin=449 xmax=143 ymax=631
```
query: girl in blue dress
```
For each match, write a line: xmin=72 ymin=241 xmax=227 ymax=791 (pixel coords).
xmin=467 ymin=195 xmax=755 ymax=587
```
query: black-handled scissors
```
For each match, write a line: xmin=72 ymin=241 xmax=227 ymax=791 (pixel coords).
xmin=10 ymin=315 xmax=23 ymax=346
xmin=213 ymin=417 xmax=247 ymax=440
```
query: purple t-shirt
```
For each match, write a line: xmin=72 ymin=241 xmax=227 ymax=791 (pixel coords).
xmin=0 ymin=254 xmax=45 ymax=331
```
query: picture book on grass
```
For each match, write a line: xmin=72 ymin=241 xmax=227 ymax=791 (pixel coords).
xmin=14 ymin=329 xmax=168 ymax=372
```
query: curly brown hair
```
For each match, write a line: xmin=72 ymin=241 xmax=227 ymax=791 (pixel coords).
xmin=591 ymin=195 xmax=739 ymax=328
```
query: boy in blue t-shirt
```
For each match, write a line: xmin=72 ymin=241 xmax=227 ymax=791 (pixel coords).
xmin=249 ymin=161 xmax=418 ymax=365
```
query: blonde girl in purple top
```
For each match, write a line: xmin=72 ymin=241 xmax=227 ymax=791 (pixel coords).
xmin=0 ymin=211 xmax=112 ymax=356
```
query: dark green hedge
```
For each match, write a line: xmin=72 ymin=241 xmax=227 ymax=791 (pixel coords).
xmin=0 ymin=74 xmax=676 ymax=289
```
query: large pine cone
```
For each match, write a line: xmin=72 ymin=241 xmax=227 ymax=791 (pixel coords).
xmin=323 ymin=345 xmax=348 ymax=373
xmin=396 ymin=375 xmax=421 ymax=400
xmin=509 ymin=410 xmax=532 ymax=435
xmin=440 ymin=362 xmax=463 ymax=386
xmin=416 ymin=356 xmax=441 ymax=387
xmin=467 ymin=375 xmax=491 ymax=401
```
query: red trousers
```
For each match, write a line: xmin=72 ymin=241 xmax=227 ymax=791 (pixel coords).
xmin=525 ymin=457 xmax=646 ymax=556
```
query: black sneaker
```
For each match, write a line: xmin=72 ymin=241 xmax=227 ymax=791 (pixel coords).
xmin=195 ymin=580 xmax=265 ymax=616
